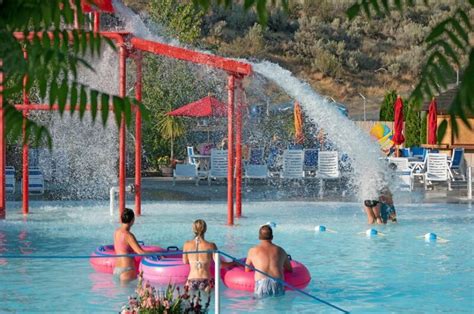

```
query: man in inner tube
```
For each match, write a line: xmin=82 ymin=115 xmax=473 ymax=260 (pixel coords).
xmin=245 ymin=225 xmax=292 ymax=298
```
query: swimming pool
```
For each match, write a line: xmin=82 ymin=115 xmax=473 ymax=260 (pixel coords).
xmin=0 ymin=200 xmax=472 ymax=313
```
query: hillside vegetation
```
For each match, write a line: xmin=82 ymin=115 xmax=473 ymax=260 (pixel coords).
xmin=124 ymin=0 xmax=472 ymax=118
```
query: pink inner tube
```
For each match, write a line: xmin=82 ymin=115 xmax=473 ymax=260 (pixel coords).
xmin=139 ymin=247 xmax=215 ymax=285
xmin=89 ymin=244 xmax=165 ymax=274
xmin=222 ymin=259 xmax=311 ymax=292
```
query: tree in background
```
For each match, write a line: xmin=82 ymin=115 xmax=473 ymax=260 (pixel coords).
xmin=149 ymin=0 xmax=204 ymax=44
xmin=379 ymin=90 xmax=397 ymax=121
xmin=404 ymin=98 xmax=422 ymax=147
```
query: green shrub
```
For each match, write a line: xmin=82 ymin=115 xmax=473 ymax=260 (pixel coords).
xmin=404 ymin=99 xmax=422 ymax=147
xmin=379 ymin=90 xmax=397 ymax=121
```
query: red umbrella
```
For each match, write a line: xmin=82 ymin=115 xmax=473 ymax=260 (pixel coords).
xmin=427 ymin=98 xmax=438 ymax=145
xmin=167 ymin=96 xmax=226 ymax=117
xmin=392 ymin=96 xmax=405 ymax=155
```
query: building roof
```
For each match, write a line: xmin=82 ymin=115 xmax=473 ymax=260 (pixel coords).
xmin=422 ymin=85 xmax=459 ymax=114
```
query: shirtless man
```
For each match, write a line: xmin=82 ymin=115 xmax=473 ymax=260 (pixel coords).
xmin=245 ymin=225 xmax=292 ymax=298
xmin=182 ymin=219 xmax=234 ymax=293
xmin=113 ymin=208 xmax=148 ymax=282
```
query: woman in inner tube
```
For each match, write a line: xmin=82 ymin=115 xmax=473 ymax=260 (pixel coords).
xmin=113 ymin=208 xmax=149 ymax=282
xmin=182 ymin=219 xmax=235 ymax=292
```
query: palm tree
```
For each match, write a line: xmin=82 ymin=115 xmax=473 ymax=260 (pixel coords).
xmin=156 ymin=103 xmax=185 ymax=162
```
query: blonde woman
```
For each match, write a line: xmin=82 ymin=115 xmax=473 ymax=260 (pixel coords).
xmin=182 ymin=219 xmax=234 ymax=292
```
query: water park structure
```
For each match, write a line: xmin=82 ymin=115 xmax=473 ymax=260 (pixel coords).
xmin=0 ymin=0 xmax=252 ymax=225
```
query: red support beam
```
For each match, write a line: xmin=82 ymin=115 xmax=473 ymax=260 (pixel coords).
xmin=227 ymin=75 xmax=235 ymax=226
xmin=14 ymin=104 xmax=114 ymax=111
xmin=0 ymin=60 xmax=5 ymax=219
xmin=22 ymin=51 xmax=29 ymax=215
xmin=131 ymin=37 xmax=252 ymax=76
xmin=235 ymin=80 xmax=243 ymax=218
xmin=134 ymin=52 xmax=142 ymax=216
xmin=118 ymin=45 xmax=127 ymax=219
xmin=93 ymin=12 xmax=101 ymax=33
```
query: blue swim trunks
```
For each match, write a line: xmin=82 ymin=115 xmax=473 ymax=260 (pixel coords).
xmin=254 ymin=278 xmax=285 ymax=299
xmin=380 ymin=203 xmax=396 ymax=223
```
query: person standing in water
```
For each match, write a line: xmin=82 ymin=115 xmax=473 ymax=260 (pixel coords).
xmin=245 ymin=225 xmax=292 ymax=298
xmin=113 ymin=208 xmax=149 ymax=282
xmin=182 ymin=219 xmax=234 ymax=292
xmin=364 ymin=187 xmax=397 ymax=224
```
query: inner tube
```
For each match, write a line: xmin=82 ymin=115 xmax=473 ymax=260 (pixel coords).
xmin=222 ymin=258 xmax=311 ymax=292
xmin=90 ymin=242 xmax=164 ymax=274
xmin=139 ymin=246 xmax=215 ymax=285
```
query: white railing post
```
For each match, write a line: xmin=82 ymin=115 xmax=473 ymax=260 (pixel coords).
xmin=468 ymin=167 xmax=472 ymax=200
xmin=109 ymin=187 xmax=116 ymax=216
xmin=214 ymin=251 xmax=221 ymax=314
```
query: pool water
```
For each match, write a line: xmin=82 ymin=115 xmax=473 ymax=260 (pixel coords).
xmin=0 ymin=200 xmax=473 ymax=313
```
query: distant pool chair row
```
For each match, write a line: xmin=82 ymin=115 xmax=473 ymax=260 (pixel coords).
xmin=4 ymin=166 xmax=45 ymax=195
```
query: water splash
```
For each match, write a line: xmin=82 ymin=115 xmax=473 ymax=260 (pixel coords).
xmin=109 ymin=1 xmax=388 ymax=201
xmin=252 ymin=61 xmax=385 ymax=201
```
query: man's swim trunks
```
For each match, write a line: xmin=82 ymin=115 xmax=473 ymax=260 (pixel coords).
xmin=254 ymin=278 xmax=285 ymax=298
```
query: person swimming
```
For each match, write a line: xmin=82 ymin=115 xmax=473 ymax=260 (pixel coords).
xmin=245 ymin=225 xmax=292 ymax=299
xmin=364 ymin=187 xmax=397 ymax=224
xmin=182 ymin=219 xmax=234 ymax=292
xmin=113 ymin=208 xmax=150 ymax=282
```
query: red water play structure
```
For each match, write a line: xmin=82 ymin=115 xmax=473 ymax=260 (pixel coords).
xmin=0 ymin=1 xmax=252 ymax=225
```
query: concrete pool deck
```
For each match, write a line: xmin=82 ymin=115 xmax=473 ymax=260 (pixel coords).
xmin=132 ymin=177 xmax=473 ymax=204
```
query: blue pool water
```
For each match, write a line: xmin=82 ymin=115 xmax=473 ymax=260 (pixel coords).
xmin=0 ymin=200 xmax=473 ymax=313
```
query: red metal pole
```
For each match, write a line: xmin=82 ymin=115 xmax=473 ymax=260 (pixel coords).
xmin=118 ymin=45 xmax=127 ymax=218
xmin=22 ymin=51 xmax=29 ymax=215
xmin=227 ymin=75 xmax=235 ymax=226
xmin=93 ymin=12 xmax=100 ymax=33
xmin=134 ymin=51 xmax=142 ymax=216
xmin=235 ymin=80 xmax=243 ymax=218
xmin=0 ymin=59 xmax=5 ymax=219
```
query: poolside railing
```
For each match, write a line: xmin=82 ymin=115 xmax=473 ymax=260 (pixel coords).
xmin=1 ymin=249 xmax=349 ymax=314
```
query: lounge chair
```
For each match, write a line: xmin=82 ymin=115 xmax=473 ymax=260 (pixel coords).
xmin=208 ymin=149 xmax=228 ymax=185
xmin=267 ymin=146 xmax=282 ymax=177
xmin=424 ymin=153 xmax=451 ymax=190
xmin=411 ymin=147 xmax=425 ymax=160
xmin=21 ymin=167 xmax=45 ymax=195
xmin=316 ymin=151 xmax=340 ymax=197
xmin=280 ymin=149 xmax=304 ymax=180
xmin=173 ymin=164 xmax=199 ymax=186
xmin=303 ymin=149 xmax=318 ymax=177
xmin=187 ymin=146 xmax=197 ymax=166
xmin=244 ymin=164 xmax=268 ymax=185
xmin=448 ymin=147 xmax=465 ymax=181
xmin=248 ymin=147 xmax=265 ymax=165
xmin=6 ymin=166 xmax=15 ymax=194
xmin=388 ymin=157 xmax=413 ymax=191
xmin=400 ymin=148 xmax=411 ymax=157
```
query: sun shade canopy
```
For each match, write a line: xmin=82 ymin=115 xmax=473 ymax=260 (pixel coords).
xmin=167 ymin=96 xmax=227 ymax=117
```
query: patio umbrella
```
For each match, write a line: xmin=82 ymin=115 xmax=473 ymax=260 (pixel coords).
xmin=294 ymin=101 xmax=304 ymax=144
xmin=392 ymin=96 xmax=405 ymax=156
xmin=427 ymin=98 xmax=438 ymax=145
xmin=167 ymin=95 xmax=226 ymax=117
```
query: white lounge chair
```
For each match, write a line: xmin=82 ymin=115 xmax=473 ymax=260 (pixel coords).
xmin=424 ymin=153 xmax=451 ymax=190
xmin=21 ymin=167 xmax=45 ymax=195
xmin=316 ymin=151 xmax=340 ymax=197
xmin=280 ymin=149 xmax=304 ymax=180
xmin=388 ymin=157 xmax=413 ymax=191
xmin=208 ymin=149 xmax=228 ymax=185
xmin=173 ymin=164 xmax=199 ymax=186
xmin=244 ymin=164 xmax=268 ymax=185
xmin=6 ymin=166 xmax=15 ymax=194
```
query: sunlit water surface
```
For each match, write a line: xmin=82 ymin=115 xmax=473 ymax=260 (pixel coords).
xmin=0 ymin=201 xmax=473 ymax=313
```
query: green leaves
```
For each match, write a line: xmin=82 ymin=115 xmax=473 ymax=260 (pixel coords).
xmin=1 ymin=0 xmax=142 ymax=147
